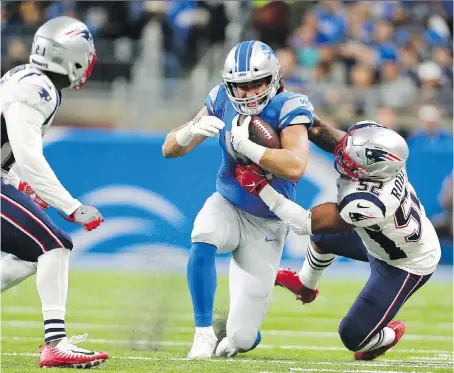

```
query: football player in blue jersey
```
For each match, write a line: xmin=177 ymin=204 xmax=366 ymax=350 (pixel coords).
xmin=163 ymin=40 xmax=343 ymax=359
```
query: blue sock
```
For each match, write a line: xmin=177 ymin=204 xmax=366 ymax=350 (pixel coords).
xmin=239 ymin=331 xmax=262 ymax=353
xmin=187 ymin=242 xmax=217 ymax=327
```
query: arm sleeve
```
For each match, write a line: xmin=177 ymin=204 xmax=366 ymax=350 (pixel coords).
xmin=205 ymin=84 xmax=222 ymax=116
xmin=279 ymin=94 xmax=314 ymax=130
xmin=259 ymin=185 xmax=312 ymax=235
xmin=4 ymin=101 xmax=82 ymax=215
xmin=337 ymin=192 xmax=386 ymax=227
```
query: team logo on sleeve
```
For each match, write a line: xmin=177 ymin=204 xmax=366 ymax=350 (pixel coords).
xmin=33 ymin=85 xmax=51 ymax=102
xmin=365 ymin=147 xmax=402 ymax=166
xmin=349 ymin=212 xmax=376 ymax=223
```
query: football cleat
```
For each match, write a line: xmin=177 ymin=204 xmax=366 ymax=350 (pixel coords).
xmin=187 ymin=330 xmax=218 ymax=359
xmin=39 ymin=333 xmax=108 ymax=368
xmin=354 ymin=320 xmax=406 ymax=361
xmin=215 ymin=337 xmax=238 ymax=357
xmin=275 ymin=268 xmax=319 ymax=304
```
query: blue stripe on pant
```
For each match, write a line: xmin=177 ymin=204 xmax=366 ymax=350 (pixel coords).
xmin=1 ymin=181 xmax=72 ymax=262
xmin=312 ymin=231 xmax=432 ymax=351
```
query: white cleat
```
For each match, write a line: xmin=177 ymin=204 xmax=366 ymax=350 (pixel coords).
xmin=215 ymin=337 xmax=238 ymax=358
xmin=187 ymin=330 xmax=218 ymax=359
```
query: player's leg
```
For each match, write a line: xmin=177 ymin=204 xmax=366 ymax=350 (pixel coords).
xmin=277 ymin=231 xmax=368 ymax=303
xmin=1 ymin=183 xmax=108 ymax=368
xmin=188 ymin=192 xmax=240 ymax=359
xmin=338 ymin=255 xmax=431 ymax=360
xmin=216 ymin=216 xmax=287 ymax=356
xmin=1 ymin=254 xmax=37 ymax=292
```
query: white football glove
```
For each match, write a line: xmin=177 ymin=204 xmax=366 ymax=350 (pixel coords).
xmin=230 ymin=114 xmax=251 ymax=152
xmin=176 ymin=116 xmax=225 ymax=146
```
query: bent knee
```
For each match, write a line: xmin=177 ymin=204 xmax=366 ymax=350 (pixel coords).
xmin=338 ymin=317 xmax=365 ymax=352
xmin=228 ymin=328 xmax=259 ymax=352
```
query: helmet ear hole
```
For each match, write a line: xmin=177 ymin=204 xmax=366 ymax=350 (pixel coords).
xmin=254 ymin=67 xmax=259 ymax=72
xmin=75 ymin=63 xmax=82 ymax=69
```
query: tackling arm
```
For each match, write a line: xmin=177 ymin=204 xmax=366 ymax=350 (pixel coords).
xmin=259 ymin=185 xmax=353 ymax=234
xmin=235 ymin=164 xmax=353 ymax=235
xmin=308 ymin=114 xmax=345 ymax=154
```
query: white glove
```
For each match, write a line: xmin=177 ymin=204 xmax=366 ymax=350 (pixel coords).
xmin=176 ymin=116 xmax=225 ymax=146
xmin=230 ymin=114 xmax=251 ymax=152
xmin=230 ymin=115 xmax=266 ymax=164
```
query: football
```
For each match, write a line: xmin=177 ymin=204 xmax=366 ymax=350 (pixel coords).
xmin=238 ymin=115 xmax=281 ymax=149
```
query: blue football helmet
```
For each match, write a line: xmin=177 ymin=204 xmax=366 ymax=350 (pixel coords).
xmin=221 ymin=40 xmax=281 ymax=116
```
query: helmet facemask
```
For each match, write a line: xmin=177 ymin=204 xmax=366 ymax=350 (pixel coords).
xmin=68 ymin=51 xmax=97 ymax=90
xmin=334 ymin=132 xmax=366 ymax=180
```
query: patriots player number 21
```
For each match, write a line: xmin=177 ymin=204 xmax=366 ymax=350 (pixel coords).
xmin=1 ymin=16 xmax=108 ymax=368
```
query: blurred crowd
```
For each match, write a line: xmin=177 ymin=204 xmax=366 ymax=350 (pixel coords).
xmin=1 ymin=1 xmax=453 ymax=140
xmin=252 ymin=0 xmax=453 ymax=140
xmin=1 ymin=1 xmax=232 ymax=82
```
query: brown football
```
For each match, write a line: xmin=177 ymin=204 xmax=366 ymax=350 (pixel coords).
xmin=238 ymin=115 xmax=281 ymax=149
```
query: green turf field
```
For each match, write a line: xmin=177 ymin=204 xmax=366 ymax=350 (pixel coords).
xmin=1 ymin=271 xmax=452 ymax=373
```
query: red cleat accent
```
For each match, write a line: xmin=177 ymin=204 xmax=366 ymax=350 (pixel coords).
xmin=354 ymin=320 xmax=406 ymax=361
xmin=275 ymin=268 xmax=319 ymax=304
xmin=39 ymin=334 xmax=108 ymax=368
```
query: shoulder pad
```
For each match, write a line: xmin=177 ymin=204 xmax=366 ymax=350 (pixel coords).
xmin=205 ymin=84 xmax=224 ymax=116
xmin=338 ymin=192 xmax=386 ymax=227
xmin=9 ymin=76 xmax=58 ymax=118
xmin=279 ymin=93 xmax=314 ymax=129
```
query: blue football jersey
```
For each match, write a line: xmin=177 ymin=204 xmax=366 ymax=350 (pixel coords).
xmin=205 ymin=84 xmax=314 ymax=218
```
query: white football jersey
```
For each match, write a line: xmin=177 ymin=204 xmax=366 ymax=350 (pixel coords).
xmin=337 ymin=169 xmax=441 ymax=275
xmin=0 ymin=64 xmax=81 ymax=215
xmin=1 ymin=64 xmax=59 ymax=175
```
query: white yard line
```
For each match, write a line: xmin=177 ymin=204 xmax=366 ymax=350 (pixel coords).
xmin=2 ymin=352 xmax=449 ymax=369
xmin=290 ymin=369 xmax=428 ymax=373
xmin=2 ymin=320 xmax=452 ymax=342
xmin=1 ymin=336 xmax=451 ymax=354
xmin=2 ymin=306 xmax=453 ymax=329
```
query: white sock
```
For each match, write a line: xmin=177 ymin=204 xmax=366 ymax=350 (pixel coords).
xmin=37 ymin=248 xmax=70 ymax=343
xmin=298 ymin=242 xmax=335 ymax=289
xmin=195 ymin=326 xmax=215 ymax=336
xmin=358 ymin=327 xmax=396 ymax=352
xmin=1 ymin=254 xmax=37 ymax=292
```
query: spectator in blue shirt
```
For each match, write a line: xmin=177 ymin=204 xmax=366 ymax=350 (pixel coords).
xmin=407 ymin=104 xmax=453 ymax=151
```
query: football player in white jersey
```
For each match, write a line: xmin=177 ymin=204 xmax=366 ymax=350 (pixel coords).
xmin=162 ymin=40 xmax=343 ymax=359
xmin=0 ymin=17 xmax=108 ymax=368
xmin=235 ymin=121 xmax=441 ymax=360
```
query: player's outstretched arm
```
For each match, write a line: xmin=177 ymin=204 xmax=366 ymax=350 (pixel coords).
xmin=235 ymin=164 xmax=353 ymax=234
xmin=162 ymin=106 xmax=224 ymax=158
xmin=308 ymin=114 xmax=345 ymax=154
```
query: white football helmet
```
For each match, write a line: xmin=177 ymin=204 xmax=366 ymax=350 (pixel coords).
xmin=334 ymin=121 xmax=409 ymax=181
xmin=221 ymin=40 xmax=281 ymax=115
xmin=29 ymin=16 xmax=97 ymax=89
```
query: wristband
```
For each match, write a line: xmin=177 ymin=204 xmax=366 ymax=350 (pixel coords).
xmin=176 ymin=124 xmax=193 ymax=146
xmin=237 ymin=140 xmax=267 ymax=165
